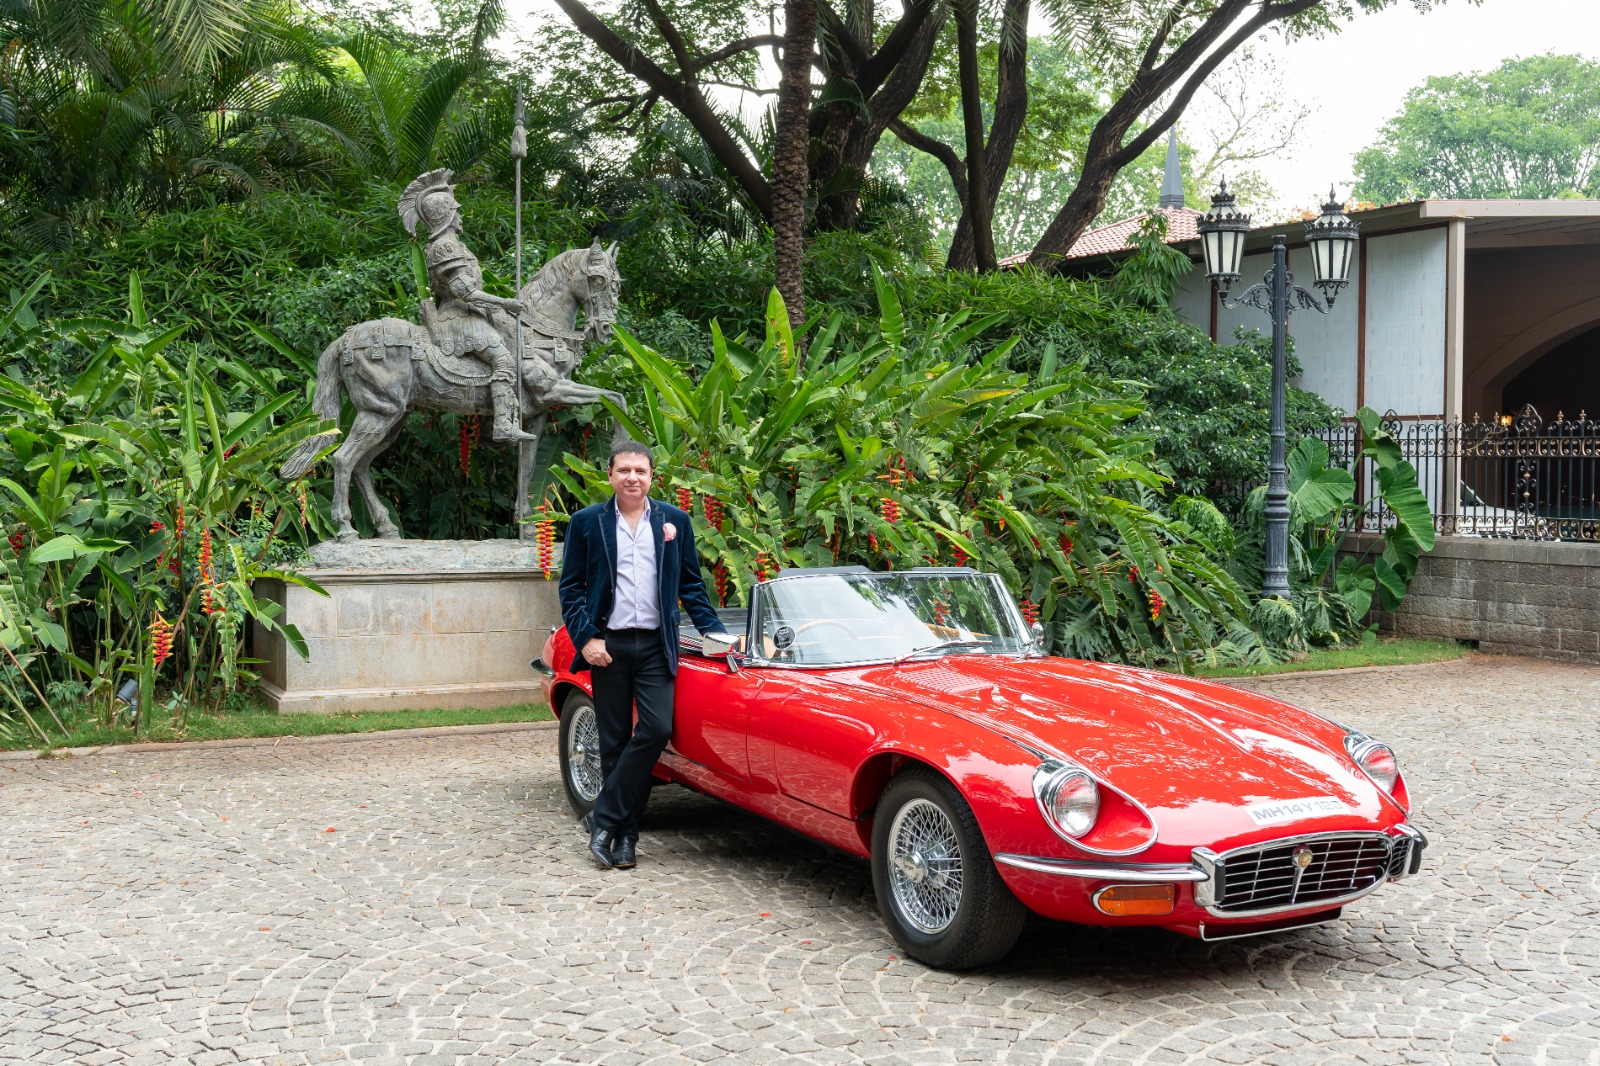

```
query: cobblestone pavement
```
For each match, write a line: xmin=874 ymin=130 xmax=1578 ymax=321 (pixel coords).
xmin=2 ymin=655 xmax=1598 ymax=1066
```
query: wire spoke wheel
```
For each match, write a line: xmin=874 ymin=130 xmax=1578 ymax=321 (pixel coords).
xmin=566 ymin=701 xmax=603 ymax=803
xmin=887 ymin=797 xmax=965 ymax=934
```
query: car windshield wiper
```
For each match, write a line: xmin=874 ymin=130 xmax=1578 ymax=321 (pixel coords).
xmin=892 ymin=638 xmax=991 ymax=665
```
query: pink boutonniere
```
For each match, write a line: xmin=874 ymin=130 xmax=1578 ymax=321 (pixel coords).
xmin=663 ymin=522 xmax=678 ymax=542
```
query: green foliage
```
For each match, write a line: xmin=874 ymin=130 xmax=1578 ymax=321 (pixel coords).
xmin=0 ymin=273 xmax=325 ymax=741
xmin=1230 ymin=407 xmax=1436 ymax=651
xmin=1354 ymin=54 xmax=1600 ymax=202
xmin=553 ymin=283 xmax=1253 ymax=666
xmin=894 ymin=266 xmax=1340 ymax=499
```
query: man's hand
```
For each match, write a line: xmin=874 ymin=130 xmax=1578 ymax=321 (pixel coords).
xmin=581 ymin=637 xmax=612 ymax=667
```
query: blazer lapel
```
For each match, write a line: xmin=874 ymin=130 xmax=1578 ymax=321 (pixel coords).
xmin=649 ymin=500 xmax=667 ymax=601
xmin=599 ymin=496 xmax=619 ymax=582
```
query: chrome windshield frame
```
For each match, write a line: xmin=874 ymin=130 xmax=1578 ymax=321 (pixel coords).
xmin=742 ymin=568 xmax=1032 ymax=670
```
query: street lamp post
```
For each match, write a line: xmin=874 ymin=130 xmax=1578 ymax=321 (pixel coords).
xmin=1197 ymin=183 xmax=1360 ymax=600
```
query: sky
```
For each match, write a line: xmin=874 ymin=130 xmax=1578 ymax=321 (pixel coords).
xmin=1210 ymin=0 xmax=1600 ymax=212
xmin=498 ymin=0 xmax=1600 ymax=214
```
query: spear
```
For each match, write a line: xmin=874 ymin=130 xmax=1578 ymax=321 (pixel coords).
xmin=511 ymin=90 xmax=526 ymax=371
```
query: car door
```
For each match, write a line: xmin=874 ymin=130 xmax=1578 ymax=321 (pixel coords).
xmin=667 ymin=609 xmax=758 ymax=781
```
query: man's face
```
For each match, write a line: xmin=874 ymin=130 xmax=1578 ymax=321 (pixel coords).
xmin=609 ymin=452 xmax=652 ymax=506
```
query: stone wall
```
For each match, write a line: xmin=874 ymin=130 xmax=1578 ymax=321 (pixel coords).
xmin=254 ymin=540 xmax=564 ymax=714
xmin=1345 ymin=534 xmax=1600 ymax=663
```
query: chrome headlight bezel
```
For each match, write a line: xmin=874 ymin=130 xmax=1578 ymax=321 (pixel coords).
xmin=1032 ymin=760 xmax=1100 ymax=840
xmin=1344 ymin=731 xmax=1400 ymax=794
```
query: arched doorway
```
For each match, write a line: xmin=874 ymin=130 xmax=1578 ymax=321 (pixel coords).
xmin=1502 ymin=324 xmax=1600 ymax=422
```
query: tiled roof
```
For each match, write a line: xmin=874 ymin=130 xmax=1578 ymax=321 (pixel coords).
xmin=998 ymin=206 xmax=1204 ymax=268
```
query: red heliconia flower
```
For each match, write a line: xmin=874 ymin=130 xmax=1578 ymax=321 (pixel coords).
xmin=868 ymin=533 xmax=879 ymax=553
xmin=198 ymin=528 xmax=214 ymax=584
xmin=880 ymin=497 xmax=900 ymax=524
xmin=1128 ymin=564 xmax=1140 ymax=583
xmin=534 ymin=502 xmax=557 ymax=579
xmin=297 ymin=481 xmax=309 ymax=528
xmin=1148 ymin=589 xmax=1166 ymax=622
xmin=713 ymin=560 xmax=731 ymax=606
xmin=1031 ymin=536 xmax=1040 ymax=550
xmin=149 ymin=520 xmax=165 ymax=532
xmin=753 ymin=550 xmax=780 ymax=582
xmin=702 ymin=496 xmax=724 ymax=533
xmin=1019 ymin=598 xmax=1040 ymax=627
xmin=175 ymin=502 xmax=185 ymax=538
xmin=149 ymin=612 xmax=175 ymax=668
xmin=676 ymin=487 xmax=692 ymax=511
xmin=1058 ymin=533 xmax=1073 ymax=556
xmin=459 ymin=417 xmax=477 ymax=476
xmin=7 ymin=529 xmax=24 ymax=555
xmin=952 ymin=545 xmax=969 ymax=567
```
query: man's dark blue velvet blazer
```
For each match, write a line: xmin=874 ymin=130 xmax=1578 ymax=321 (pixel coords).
xmin=557 ymin=495 xmax=725 ymax=675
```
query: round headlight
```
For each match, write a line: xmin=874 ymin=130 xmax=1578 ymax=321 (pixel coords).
xmin=1035 ymin=765 xmax=1100 ymax=839
xmin=1356 ymin=742 xmax=1399 ymax=794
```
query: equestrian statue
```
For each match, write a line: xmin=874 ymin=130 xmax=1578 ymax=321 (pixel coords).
xmin=279 ymin=164 xmax=627 ymax=543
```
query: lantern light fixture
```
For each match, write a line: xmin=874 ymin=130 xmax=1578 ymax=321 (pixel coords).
xmin=1197 ymin=178 xmax=1251 ymax=296
xmin=1303 ymin=186 xmax=1361 ymax=308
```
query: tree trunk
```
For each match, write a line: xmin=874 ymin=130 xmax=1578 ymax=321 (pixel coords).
xmin=774 ymin=0 xmax=818 ymax=337
xmin=811 ymin=0 xmax=942 ymax=231
xmin=946 ymin=0 xmax=1028 ymax=270
xmin=953 ymin=0 xmax=995 ymax=271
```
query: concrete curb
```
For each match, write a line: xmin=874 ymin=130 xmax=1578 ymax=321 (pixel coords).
xmin=1209 ymin=653 xmax=1477 ymax=686
xmin=0 ymin=718 xmax=558 ymax=763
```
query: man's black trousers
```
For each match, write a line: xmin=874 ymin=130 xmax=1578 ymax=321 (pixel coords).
xmin=590 ymin=627 xmax=674 ymax=841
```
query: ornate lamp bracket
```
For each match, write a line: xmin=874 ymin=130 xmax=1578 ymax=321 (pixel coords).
xmin=1217 ymin=268 xmax=1333 ymax=318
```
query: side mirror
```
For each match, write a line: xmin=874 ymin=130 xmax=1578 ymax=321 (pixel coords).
xmin=700 ymin=632 xmax=740 ymax=658
xmin=1029 ymin=621 xmax=1045 ymax=652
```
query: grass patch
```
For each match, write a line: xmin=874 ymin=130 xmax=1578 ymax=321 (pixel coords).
xmin=1 ymin=699 xmax=553 ymax=753
xmin=1190 ymin=637 xmax=1471 ymax=679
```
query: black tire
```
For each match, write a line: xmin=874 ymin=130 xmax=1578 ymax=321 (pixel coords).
xmin=558 ymin=690 xmax=604 ymax=815
xmin=870 ymin=767 xmax=1027 ymax=970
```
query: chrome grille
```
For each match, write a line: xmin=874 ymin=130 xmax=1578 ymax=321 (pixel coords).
xmin=1386 ymin=835 xmax=1412 ymax=880
xmin=1213 ymin=834 xmax=1391 ymax=914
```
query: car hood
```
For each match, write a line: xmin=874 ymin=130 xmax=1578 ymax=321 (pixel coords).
xmin=851 ymin=655 xmax=1400 ymax=843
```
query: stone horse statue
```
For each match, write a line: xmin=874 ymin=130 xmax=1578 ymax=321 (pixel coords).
xmin=279 ymin=188 xmax=626 ymax=543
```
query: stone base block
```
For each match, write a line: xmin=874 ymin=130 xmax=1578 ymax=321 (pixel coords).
xmin=254 ymin=539 xmax=563 ymax=715
xmin=259 ymin=679 xmax=540 ymax=715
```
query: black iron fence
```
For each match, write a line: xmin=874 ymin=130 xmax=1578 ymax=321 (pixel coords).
xmin=1312 ymin=406 xmax=1600 ymax=542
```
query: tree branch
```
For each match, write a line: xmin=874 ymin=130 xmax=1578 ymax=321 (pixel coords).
xmin=690 ymin=34 xmax=785 ymax=73
xmin=889 ymin=118 xmax=968 ymax=202
xmin=639 ymin=0 xmax=695 ymax=81
xmin=552 ymin=0 xmax=774 ymax=218
xmin=1139 ymin=0 xmax=1193 ymax=72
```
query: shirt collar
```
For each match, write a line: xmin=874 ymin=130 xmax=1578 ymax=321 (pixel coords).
xmin=615 ymin=496 xmax=651 ymax=521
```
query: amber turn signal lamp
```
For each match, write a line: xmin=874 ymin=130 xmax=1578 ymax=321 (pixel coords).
xmin=1094 ymin=884 xmax=1175 ymax=916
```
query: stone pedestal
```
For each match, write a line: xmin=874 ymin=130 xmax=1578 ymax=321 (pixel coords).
xmin=254 ymin=540 xmax=563 ymax=714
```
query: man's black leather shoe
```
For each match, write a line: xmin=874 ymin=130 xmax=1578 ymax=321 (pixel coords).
xmin=612 ymin=837 xmax=637 ymax=869
xmin=579 ymin=811 xmax=594 ymax=834
xmin=586 ymin=826 xmax=615 ymax=870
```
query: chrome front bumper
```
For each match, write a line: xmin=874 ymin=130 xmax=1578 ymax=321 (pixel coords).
xmin=996 ymin=823 xmax=1428 ymax=919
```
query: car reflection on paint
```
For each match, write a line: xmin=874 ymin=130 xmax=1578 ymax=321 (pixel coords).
xmin=534 ymin=566 xmax=1426 ymax=970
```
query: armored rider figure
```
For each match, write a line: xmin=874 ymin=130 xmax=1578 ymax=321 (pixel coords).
xmin=398 ymin=168 xmax=535 ymax=443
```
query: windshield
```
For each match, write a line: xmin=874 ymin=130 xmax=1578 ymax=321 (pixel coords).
xmin=751 ymin=571 xmax=1031 ymax=667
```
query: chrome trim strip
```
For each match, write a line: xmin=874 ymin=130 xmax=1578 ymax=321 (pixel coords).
xmin=529 ymin=658 xmax=554 ymax=678
xmin=1198 ymin=912 xmax=1341 ymax=942
xmin=1201 ymin=830 xmax=1396 ymax=919
xmin=994 ymin=854 xmax=1208 ymax=882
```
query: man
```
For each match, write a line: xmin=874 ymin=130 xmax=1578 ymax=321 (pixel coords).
xmin=397 ymin=167 xmax=533 ymax=443
xmin=557 ymin=440 xmax=734 ymax=870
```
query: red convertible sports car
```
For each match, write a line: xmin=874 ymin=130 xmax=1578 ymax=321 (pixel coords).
xmin=534 ymin=566 xmax=1426 ymax=969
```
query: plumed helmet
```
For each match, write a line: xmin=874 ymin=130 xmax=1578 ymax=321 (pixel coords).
xmin=398 ymin=168 xmax=457 ymax=237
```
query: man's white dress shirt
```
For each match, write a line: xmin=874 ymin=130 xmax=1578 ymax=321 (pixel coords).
xmin=610 ymin=500 xmax=661 ymax=630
